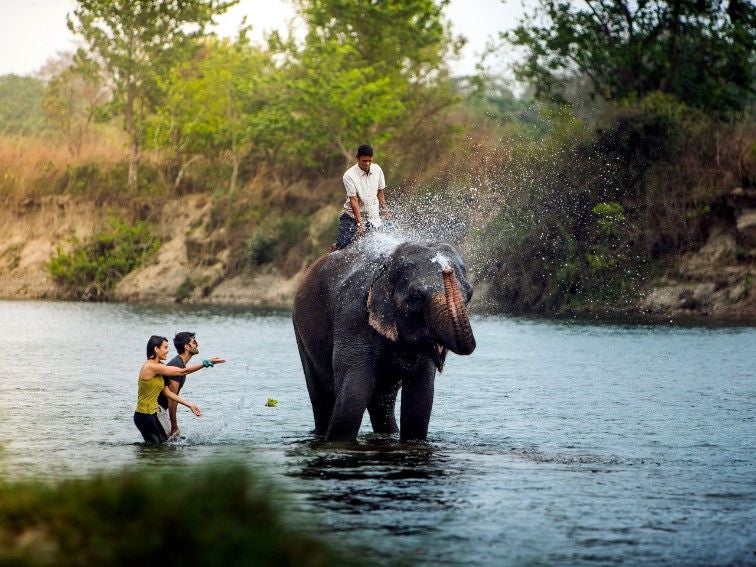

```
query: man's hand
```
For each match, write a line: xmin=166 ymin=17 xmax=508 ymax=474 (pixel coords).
xmin=356 ymin=221 xmax=366 ymax=236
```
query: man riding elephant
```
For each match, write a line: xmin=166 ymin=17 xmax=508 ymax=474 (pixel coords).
xmin=333 ymin=144 xmax=391 ymax=250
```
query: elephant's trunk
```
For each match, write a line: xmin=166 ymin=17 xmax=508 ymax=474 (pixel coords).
xmin=428 ymin=268 xmax=476 ymax=356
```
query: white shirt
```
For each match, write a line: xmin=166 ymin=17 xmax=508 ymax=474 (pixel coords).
xmin=342 ymin=163 xmax=386 ymax=227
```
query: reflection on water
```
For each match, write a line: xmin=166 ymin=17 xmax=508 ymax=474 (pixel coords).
xmin=292 ymin=440 xmax=446 ymax=481
xmin=0 ymin=301 xmax=754 ymax=565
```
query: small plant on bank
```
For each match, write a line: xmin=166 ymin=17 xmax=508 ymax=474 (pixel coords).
xmin=174 ymin=276 xmax=196 ymax=303
xmin=246 ymin=214 xmax=312 ymax=272
xmin=248 ymin=231 xmax=275 ymax=266
xmin=48 ymin=216 xmax=160 ymax=299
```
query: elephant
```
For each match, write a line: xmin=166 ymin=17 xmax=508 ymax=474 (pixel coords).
xmin=292 ymin=236 xmax=476 ymax=441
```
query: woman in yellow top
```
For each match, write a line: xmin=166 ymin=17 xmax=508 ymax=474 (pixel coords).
xmin=134 ymin=335 xmax=225 ymax=443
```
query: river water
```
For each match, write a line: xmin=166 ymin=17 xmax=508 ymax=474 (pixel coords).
xmin=0 ymin=300 xmax=753 ymax=565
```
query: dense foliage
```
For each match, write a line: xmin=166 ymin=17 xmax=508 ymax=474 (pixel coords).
xmin=508 ymin=0 xmax=756 ymax=112
xmin=476 ymin=94 xmax=753 ymax=312
xmin=48 ymin=217 xmax=160 ymax=299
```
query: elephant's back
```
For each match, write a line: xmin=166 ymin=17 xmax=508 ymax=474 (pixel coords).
xmin=293 ymin=246 xmax=386 ymax=321
xmin=292 ymin=254 xmax=336 ymax=366
xmin=293 ymin=254 xmax=330 ymax=315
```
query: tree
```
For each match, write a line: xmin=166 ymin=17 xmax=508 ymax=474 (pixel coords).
xmin=149 ymin=35 xmax=280 ymax=192
xmin=41 ymin=52 xmax=109 ymax=156
xmin=295 ymin=0 xmax=456 ymax=81
xmin=507 ymin=0 xmax=756 ymax=112
xmin=270 ymin=0 xmax=461 ymax=167
xmin=67 ymin=0 xmax=238 ymax=190
xmin=283 ymin=38 xmax=406 ymax=162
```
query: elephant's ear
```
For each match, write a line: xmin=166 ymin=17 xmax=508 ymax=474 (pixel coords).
xmin=367 ymin=267 xmax=398 ymax=342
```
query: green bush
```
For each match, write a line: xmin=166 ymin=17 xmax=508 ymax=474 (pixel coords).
xmin=247 ymin=214 xmax=311 ymax=269
xmin=248 ymin=231 xmax=275 ymax=266
xmin=592 ymin=202 xmax=626 ymax=238
xmin=174 ymin=277 xmax=196 ymax=303
xmin=48 ymin=217 xmax=160 ymax=299
xmin=276 ymin=215 xmax=309 ymax=253
xmin=0 ymin=463 xmax=343 ymax=566
xmin=53 ymin=163 xmax=165 ymax=200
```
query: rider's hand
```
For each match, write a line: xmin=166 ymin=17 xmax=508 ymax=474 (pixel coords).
xmin=356 ymin=221 xmax=366 ymax=236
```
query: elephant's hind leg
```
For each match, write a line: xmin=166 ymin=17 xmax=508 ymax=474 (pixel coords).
xmin=296 ymin=332 xmax=334 ymax=437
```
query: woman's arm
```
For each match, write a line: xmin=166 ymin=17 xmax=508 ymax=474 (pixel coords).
xmin=143 ymin=358 xmax=226 ymax=379
xmin=141 ymin=360 xmax=189 ymax=378
xmin=162 ymin=386 xmax=202 ymax=416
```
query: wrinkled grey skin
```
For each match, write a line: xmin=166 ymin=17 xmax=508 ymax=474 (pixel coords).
xmin=293 ymin=238 xmax=476 ymax=442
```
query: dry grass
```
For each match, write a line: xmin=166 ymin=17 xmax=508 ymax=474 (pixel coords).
xmin=0 ymin=130 xmax=127 ymax=198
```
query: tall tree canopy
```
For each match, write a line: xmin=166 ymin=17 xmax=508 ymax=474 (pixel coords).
xmin=149 ymin=36 xmax=281 ymax=192
xmin=507 ymin=0 xmax=756 ymax=111
xmin=67 ymin=0 xmax=238 ymax=190
xmin=296 ymin=0 xmax=455 ymax=81
xmin=272 ymin=0 xmax=461 ymax=165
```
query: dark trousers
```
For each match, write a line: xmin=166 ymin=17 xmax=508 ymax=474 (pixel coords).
xmin=134 ymin=412 xmax=168 ymax=444
xmin=335 ymin=214 xmax=374 ymax=249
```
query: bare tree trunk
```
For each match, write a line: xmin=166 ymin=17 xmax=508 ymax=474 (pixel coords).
xmin=334 ymin=135 xmax=352 ymax=163
xmin=661 ymin=0 xmax=681 ymax=93
xmin=174 ymin=155 xmax=200 ymax=192
xmin=228 ymin=120 xmax=239 ymax=193
xmin=230 ymin=153 xmax=239 ymax=194
xmin=125 ymin=80 xmax=138 ymax=192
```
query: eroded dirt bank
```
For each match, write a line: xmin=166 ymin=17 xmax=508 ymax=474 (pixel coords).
xmin=0 ymin=194 xmax=302 ymax=308
xmin=0 ymin=192 xmax=753 ymax=322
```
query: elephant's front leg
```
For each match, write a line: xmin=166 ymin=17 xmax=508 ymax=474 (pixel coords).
xmin=328 ymin=357 xmax=378 ymax=442
xmin=399 ymin=358 xmax=436 ymax=441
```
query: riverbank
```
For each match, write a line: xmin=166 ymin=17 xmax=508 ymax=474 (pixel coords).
xmin=0 ymin=192 xmax=753 ymax=323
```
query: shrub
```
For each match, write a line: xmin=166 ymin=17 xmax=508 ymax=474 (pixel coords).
xmin=248 ymin=231 xmax=275 ymax=266
xmin=247 ymin=214 xmax=311 ymax=270
xmin=48 ymin=217 xmax=160 ymax=299
xmin=174 ymin=277 xmax=196 ymax=303
xmin=0 ymin=463 xmax=343 ymax=566
xmin=592 ymin=202 xmax=626 ymax=238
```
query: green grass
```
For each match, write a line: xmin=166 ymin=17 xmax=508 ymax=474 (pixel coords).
xmin=0 ymin=462 xmax=347 ymax=566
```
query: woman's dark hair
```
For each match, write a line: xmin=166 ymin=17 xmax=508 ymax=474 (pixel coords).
xmin=146 ymin=335 xmax=168 ymax=359
xmin=356 ymin=144 xmax=374 ymax=157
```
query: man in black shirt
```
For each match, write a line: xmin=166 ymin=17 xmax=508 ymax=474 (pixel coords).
xmin=158 ymin=331 xmax=200 ymax=438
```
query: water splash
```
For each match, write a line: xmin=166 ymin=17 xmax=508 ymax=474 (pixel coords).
xmin=431 ymin=252 xmax=451 ymax=269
